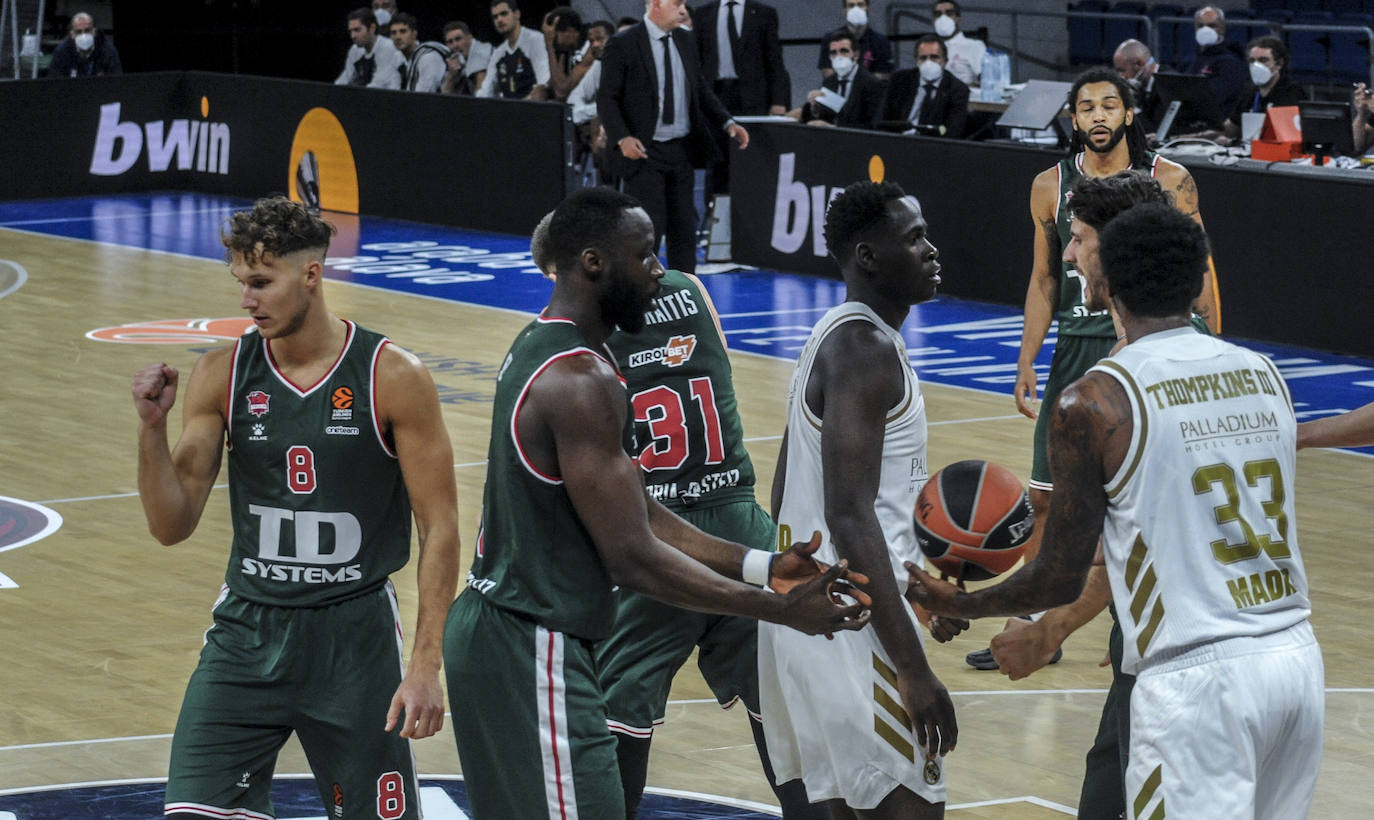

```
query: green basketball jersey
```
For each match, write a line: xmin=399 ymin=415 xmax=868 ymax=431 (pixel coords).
xmin=466 ymin=316 xmax=635 ymax=640
xmin=226 ymin=321 xmax=412 ymax=607
xmin=606 ymin=270 xmax=757 ymax=513
xmin=1054 ymin=151 xmax=1160 ymax=338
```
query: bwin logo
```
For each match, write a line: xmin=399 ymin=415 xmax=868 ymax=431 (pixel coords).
xmin=770 ymin=152 xmax=842 ymax=257
xmin=90 ymin=100 xmax=231 ymax=176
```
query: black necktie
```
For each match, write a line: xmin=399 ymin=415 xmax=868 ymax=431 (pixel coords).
xmin=661 ymin=35 xmax=675 ymax=125
xmin=919 ymin=81 xmax=937 ymax=124
xmin=838 ymin=77 xmax=849 ymax=96
xmin=726 ymin=1 xmax=740 ymax=59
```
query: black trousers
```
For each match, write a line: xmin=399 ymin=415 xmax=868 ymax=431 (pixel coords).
xmin=709 ymin=79 xmax=743 ymax=195
xmin=625 ymin=138 xmax=697 ymax=274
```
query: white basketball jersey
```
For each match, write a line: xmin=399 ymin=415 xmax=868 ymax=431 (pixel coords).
xmin=777 ymin=302 xmax=929 ymax=586
xmin=1091 ymin=327 xmax=1310 ymax=675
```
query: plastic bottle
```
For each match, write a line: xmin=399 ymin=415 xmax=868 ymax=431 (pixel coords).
xmin=981 ymin=48 xmax=1008 ymax=102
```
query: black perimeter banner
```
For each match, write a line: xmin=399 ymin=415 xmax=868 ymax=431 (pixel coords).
xmin=728 ymin=121 xmax=1374 ymax=356
xmin=0 ymin=71 xmax=572 ymax=235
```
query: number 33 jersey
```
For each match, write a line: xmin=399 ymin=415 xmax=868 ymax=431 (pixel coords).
xmin=1090 ymin=327 xmax=1310 ymax=675
xmin=225 ymin=321 xmax=412 ymax=607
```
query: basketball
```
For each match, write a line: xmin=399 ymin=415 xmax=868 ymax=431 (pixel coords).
xmin=914 ymin=460 xmax=1034 ymax=582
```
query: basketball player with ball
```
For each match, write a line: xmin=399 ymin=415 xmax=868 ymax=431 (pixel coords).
xmin=759 ymin=180 xmax=958 ymax=819
xmin=908 ymin=203 xmax=1323 ymax=820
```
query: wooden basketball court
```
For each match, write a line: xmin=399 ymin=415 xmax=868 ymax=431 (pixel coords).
xmin=1 ymin=224 xmax=1370 ymax=817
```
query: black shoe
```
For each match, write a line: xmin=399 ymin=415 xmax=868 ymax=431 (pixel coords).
xmin=965 ymin=647 xmax=999 ymax=670
xmin=964 ymin=646 xmax=1063 ymax=671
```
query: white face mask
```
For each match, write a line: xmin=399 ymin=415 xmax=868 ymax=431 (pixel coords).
xmin=918 ymin=59 xmax=944 ymax=83
xmin=373 ymin=8 xmax=392 ymax=26
xmin=934 ymin=14 xmax=956 ymax=38
xmin=846 ymin=6 xmax=868 ymax=28
xmin=1249 ymin=61 xmax=1274 ymax=86
xmin=1194 ymin=26 xmax=1220 ymax=48
xmin=830 ymin=55 xmax=855 ymax=76
xmin=74 ymin=32 xmax=94 ymax=50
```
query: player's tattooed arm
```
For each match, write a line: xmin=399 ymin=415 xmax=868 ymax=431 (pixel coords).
xmin=907 ymin=374 xmax=1126 ymax=620
xmin=1171 ymin=172 xmax=1200 ymax=220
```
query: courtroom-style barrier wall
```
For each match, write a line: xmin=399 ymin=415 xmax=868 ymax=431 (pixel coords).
xmin=0 ymin=71 xmax=573 ymax=236
xmin=729 ymin=121 xmax=1374 ymax=357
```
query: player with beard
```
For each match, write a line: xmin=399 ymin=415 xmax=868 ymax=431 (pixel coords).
xmin=964 ymin=68 xmax=1219 ymax=675
xmin=443 ymin=186 xmax=873 ymax=818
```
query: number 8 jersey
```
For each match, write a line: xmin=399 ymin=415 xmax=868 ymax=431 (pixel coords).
xmin=225 ymin=321 xmax=412 ymax=606
xmin=1090 ymin=327 xmax=1310 ymax=675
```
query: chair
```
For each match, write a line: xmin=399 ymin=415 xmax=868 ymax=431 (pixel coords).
xmin=1149 ymin=4 xmax=1186 ymax=65
xmin=1224 ymin=9 xmax=1257 ymax=50
xmin=1069 ymin=1 xmax=1111 ymax=65
xmin=1287 ymin=11 xmax=1335 ymax=85
xmin=1327 ymin=0 xmax=1368 ymax=15
xmin=1331 ymin=12 xmax=1373 ymax=83
xmin=1105 ymin=1 xmax=1149 ymax=54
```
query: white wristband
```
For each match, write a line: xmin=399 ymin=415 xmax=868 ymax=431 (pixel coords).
xmin=741 ymin=549 xmax=773 ymax=587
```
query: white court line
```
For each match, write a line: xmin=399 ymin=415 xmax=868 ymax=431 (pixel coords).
xmin=0 ymin=258 xmax=29 ymax=300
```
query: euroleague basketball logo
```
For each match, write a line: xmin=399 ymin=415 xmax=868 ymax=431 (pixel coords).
xmin=331 ymin=386 xmax=354 ymax=421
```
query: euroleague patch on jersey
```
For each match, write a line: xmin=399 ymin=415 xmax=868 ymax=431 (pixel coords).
xmin=627 ymin=334 xmax=698 ymax=369
xmin=331 ymin=386 xmax=354 ymax=420
xmin=246 ymin=390 xmax=271 ymax=417
xmin=85 ymin=317 xmax=254 ymax=344
xmin=0 ymin=776 xmax=780 ymax=819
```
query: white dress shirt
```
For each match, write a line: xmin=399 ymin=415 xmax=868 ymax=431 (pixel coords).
xmin=715 ymin=0 xmax=743 ymax=80
xmin=645 ymin=15 xmax=690 ymax=141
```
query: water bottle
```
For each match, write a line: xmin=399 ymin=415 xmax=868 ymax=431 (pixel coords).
xmin=981 ymin=49 xmax=1007 ymax=102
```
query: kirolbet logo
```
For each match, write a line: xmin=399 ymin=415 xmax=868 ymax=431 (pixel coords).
xmin=90 ymin=96 xmax=230 ymax=176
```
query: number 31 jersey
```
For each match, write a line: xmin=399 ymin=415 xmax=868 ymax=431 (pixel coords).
xmin=225 ymin=321 xmax=412 ymax=607
xmin=607 ymin=269 xmax=757 ymax=512
xmin=1091 ymin=327 xmax=1310 ymax=674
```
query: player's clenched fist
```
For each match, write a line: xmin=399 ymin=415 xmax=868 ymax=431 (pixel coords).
xmin=131 ymin=362 xmax=180 ymax=424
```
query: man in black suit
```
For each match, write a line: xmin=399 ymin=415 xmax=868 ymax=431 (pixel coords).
xmin=695 ymin=0 xmax=789 ymax=195
xmin=796 ymin=33 xmax=883 ymax=130
xmin=695 ymin=0 xmax=788 ymax=116
xmin=881 ymin=34 xmax=970 ymax=138
xmin=598 ymin=0 xmax=749 ymax=274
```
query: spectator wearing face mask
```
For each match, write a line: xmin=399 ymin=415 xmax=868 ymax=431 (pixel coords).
xmin=48 ymin=12 xmax=121 ymax=77
xmin=1113 ymin=38 xmax=1165 ymax=133
xmin=336 ymin=7 xmax=404 ymax=89
xmin=881 ymin=34 xmax=969 ymax=138
xmin=931 ymin=0 xmax=984 ymax=88
xmin=818 ymin=0 xmax=892 ymax=80
xmin=1220 ymin=37 xmax=1303 ymax=142
xmin=1182 ymin=6 xmax=1246 ymax=118
xmin=796 ymin=32 xmax=883 ymax=129
xmin=372 ymin=0 xmax=397 ymax=35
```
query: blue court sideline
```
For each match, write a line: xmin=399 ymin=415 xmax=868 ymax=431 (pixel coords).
xmin=3 ymin=192 xmax=1370 ymax=457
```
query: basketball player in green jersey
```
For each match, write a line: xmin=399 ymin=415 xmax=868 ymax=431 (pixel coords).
xmin=529 ymin=214 xmax=821 ymax=818
xmin=992 ymin=171 xmax=1175 ymax=820
xmin=131 ymin=197 xmax=460 ymax=820
xmin=967 ymin=68 xmax=1220 ymax=672
xmin=444 ymin=186 xmax=872 ymax=819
